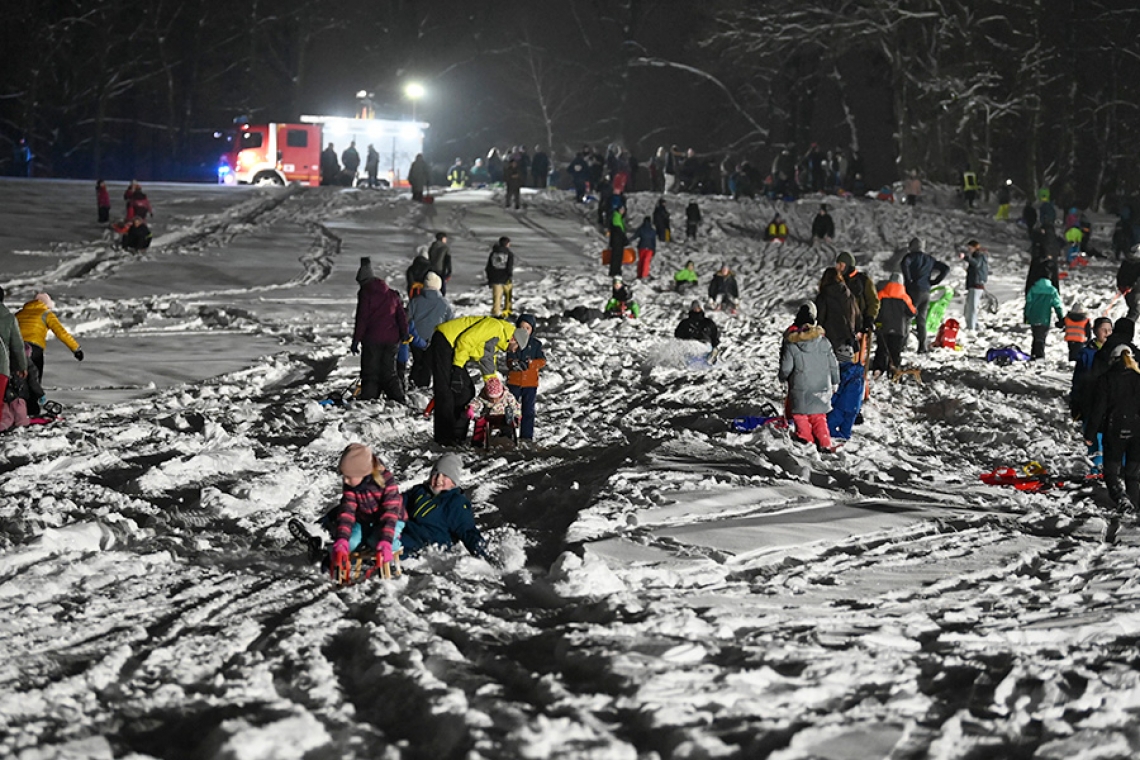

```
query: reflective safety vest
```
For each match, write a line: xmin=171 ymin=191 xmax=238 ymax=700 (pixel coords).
xmin=962 ymin=172 xmax=979 ymax=191
xmin=1064 ymin=316 xmax=1089 ymax=343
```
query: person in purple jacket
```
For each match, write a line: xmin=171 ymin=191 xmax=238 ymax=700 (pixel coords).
xmin=351 ymin=257 xmax=409 ymax=402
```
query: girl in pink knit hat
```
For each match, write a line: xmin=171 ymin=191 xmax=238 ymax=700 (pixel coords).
xmin=290 ymin=443 xmax=406 ymax=579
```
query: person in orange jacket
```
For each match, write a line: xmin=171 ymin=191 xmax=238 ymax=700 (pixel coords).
xmin=504 ymin=313 xmax=546 ymax=446
xmin=872 ymin=273 xmax=916 ymax=375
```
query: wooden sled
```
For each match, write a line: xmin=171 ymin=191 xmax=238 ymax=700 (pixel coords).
xmin=335 ymin=548 xmax=404 ymax=586
xmin=891 ymin=367 xmax=923 ymax=385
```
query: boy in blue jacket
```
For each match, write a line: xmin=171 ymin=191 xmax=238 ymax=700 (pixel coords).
xmin=827 ymin=343 xmax=865 ymax=441
xmin=401 ymin=453 xmax=487 ymax=558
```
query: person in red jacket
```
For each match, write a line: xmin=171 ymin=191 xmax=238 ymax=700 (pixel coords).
xmin=96 ymin=179 xmax=110 ymax=223
xmin=351 ymin=257 xmax=409 ymax=403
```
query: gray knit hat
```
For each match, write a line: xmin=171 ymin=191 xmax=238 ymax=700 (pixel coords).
xmin=431 ymin=453 xmax=463 ymax=487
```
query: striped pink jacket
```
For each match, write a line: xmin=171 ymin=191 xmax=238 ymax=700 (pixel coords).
xmin=335 ymin=469 xmax=406 ymax=547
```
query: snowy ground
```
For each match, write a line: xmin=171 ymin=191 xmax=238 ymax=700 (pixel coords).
xmin=2 ymin=178 xmax=1139 ymax=760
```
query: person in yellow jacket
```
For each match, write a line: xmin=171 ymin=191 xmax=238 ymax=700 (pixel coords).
xmin=16 ymin=293 xmax=83 ymax=386
xmin=428 ymin=316 xmax=529 ymax=445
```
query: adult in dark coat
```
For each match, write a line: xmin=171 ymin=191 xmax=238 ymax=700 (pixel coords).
xmin=365 ymin=145 xmax=380 ymax=188
xmin=1116 ymin=245 xmax=1140 ymax=320
xmin=427 ymin=232 xmax=452 ymax=294
xmin=567 ymin=151 xmax=590 ymax=201
xmin=406 ymin=252 xmax=432 ymax=297
xmin=1025 ymin=228 xmax=1061 ymax=295
xmin=320 ymin=144 xmax=340 ymax=186
xmin=1086 ymin=345 xmax=1140 ymax=509
xmin=341 ymin=142 xmax=360 ymax=177
xmin=811 ymin=205 xmax=835 ymax=242
xmin=352 ymin=257 xmax=409 ymax=402
xmin=815 ymin=267 xmax=859 ymax=352
xmin=674 ymin=301 xmax=720 ymax=347
xmin=504 ymin=159 xmax=523 ymax=209
xmin=408 ymin=153 xmax=430 ymax=201
xmin=531 ymin=146 xmax=550 ymax=189
xmin=900 ymin=237 xmax=949 ymax=353
xmin=708 ymin=265 xmax=740 ymax=311
xmin=652 ymin=198 xmax=671 ymax=242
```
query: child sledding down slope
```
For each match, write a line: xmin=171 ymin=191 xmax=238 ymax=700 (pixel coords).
xmin=322 ymin=444 xmax=406 ymax=579
xmin=779 ymin=302 xmax=840 ymax=453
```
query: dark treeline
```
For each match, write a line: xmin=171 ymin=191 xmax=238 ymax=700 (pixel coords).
xmin=3 ymin=0 xmax=1139 ymax=208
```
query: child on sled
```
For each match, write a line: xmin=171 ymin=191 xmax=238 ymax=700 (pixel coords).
xmin=467 ymin=376 xmax=522 ymax=446
xmin=291 ymin=443 xmax=406 ymax=579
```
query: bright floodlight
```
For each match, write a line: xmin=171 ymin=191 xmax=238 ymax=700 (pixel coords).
xmin=356 ymin=90 xmax=368 ymax=98
xmin=405 ymin=83 xmax=425 ymax=101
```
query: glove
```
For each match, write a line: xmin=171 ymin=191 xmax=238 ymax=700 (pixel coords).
xmin=466 ymin=404 xmax=476 ymax=420
xmin=1055 ymin=320 xmax=1065 ymax=329
xmin=74 ymin=350 xmax=84 ymax=362
xmin=413 ymin=336 xmax=428 ymax=350
xmin=350 ymin=341 xmax=360 ymax=356
xmin=377 ymin=541 xmax=394 ymax=565
xmin=330 ymin=539 xmax=350 ymax=580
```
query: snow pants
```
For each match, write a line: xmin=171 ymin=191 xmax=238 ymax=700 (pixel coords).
xmin=1030 ymin=324 xmax=1050 ymax=359
xmin=637 ymin=248 xmax=654 ymax=279
xmin=792 ymin=413 xmax=832 ymax=449
xmin=912 ymin=291 xmax=931 ymax=352
xmin=1103 ymin=433 xmax=1140 ymax=506
xmin=409 ymin=346 xmax=431 ymax=388
xmin=509 ymin=385 xmax=537 ymax=440
xmin=964 ymin=287 xmax=983 ymax=331
xmin=429 ymin=331 xmax=474 ymax=445
xmin=360 ymin=342 xmax=405 ymax=403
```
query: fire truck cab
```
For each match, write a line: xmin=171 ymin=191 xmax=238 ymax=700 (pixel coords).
xmin=218 ymin=116 xmax=427 ymax=188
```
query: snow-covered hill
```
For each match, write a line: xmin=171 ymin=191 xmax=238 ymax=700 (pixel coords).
xmin=1 ymin=179 xmax=1137 ymax=760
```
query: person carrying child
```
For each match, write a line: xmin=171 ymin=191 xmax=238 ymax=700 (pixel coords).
xmin=1061 ymin=303 xmax=1092 ymax=362
xmin=467 ymin=376 xmax=522 ymax=446
xmin=674 ymin=261 xmax=698 ymax=294
xmin=505 ymin=313 xmax=546 ymax=446
xmin=1024 ymin=276 xmax=1064 ymax=359
xmin=779 ymin=302 xmax=840 ymax=453
xmin=827 ymin=343 xmax=865 ymax=442
xmin=401 ymin=453 xmax=487 ymax=558
xmin=315 ymin=443 xmax=406 ymax=579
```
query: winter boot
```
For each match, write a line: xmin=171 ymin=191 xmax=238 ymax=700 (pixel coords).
xmin=288 ymin=518 xmax=324 ymax=563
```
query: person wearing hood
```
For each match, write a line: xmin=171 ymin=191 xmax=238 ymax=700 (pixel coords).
xmin=811 ymin=204 xmax=835 ymax=244
xmin=900 ymin=237 xmax=949 ymax=353
xmin=873 ymin=273 xmax=916 ymax=375
xmin=779 ymin=302 xmax=840 ymax=453
xmin=685 ymin=200 xmax=702 ymax=240
xmin=429 ymin=316 xmax=529 ymax=445
xmin=1024 ymin=276 xmax=1064 ymax=359
xmin=401 ymin=453 xmax=487 ymax=558
xmin=427 ymin=232 xmax=452 ymax=294
xmin=408 ymin=153 xmax=430 ymax=201
xmin=674 ymin=300 xmax=720 ymax=349
xmin=674 ymin=260 xmax=698 ymax=295
xmin=1086 ymin=345 xmax=1140 ymax=510
xmin=351 ymin=257 xmax=409 ymax=403
xmin=835 ymin=251 xmax=879 ymax=353
xmin=407 ymin=272 xmax=454 ymax=389
xmin=0 ymin=286 xmax=29 ymax=409
xmin=16 ymin=292 xmax=82 ymax=387
xmin=486 ymin=236 xmax=515 ymax=317
xmin=1116 ymin=244 xmax=1140 ymax=321
xmin=652 ymin=198 xmax=671 ymax=243
xmin=406 ymin=249 xmax=433 ymax=298
xmin=505 ymin=314 xmax=546 ymax=445
xmin=635 ymin=216 xmax=656 ymax=279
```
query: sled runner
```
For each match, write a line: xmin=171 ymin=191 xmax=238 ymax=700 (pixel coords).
xmin=473 ymin=413 xmax=518 ymax=449
xmin=288 ymin=517 xmax=403 ymax=585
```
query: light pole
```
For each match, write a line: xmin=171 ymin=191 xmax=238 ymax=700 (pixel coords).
xmin=405 ymin=82 xmax=424 ymax=121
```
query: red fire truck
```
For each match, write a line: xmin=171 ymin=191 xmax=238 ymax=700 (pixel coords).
xmin=217 ymin=116 xmax=428 ymax=187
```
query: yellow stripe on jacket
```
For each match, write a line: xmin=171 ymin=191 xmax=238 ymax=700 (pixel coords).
xmin=15 ymin=300 xmax=80 ymax=352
